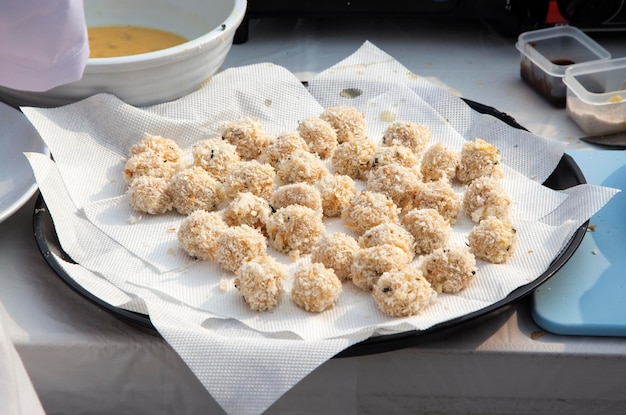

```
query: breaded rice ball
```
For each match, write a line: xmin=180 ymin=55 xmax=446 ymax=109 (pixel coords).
xmin=462 ymin=176 xmax=511 ymax=223
xmin=221 ymin=117 xmax=270 ymax=160
xmin=310 ymin=232 xmax=360 ymax=281
xmin=351 ymin=244 xmax=411 ymax=291
xmin=421 ymin=247 xmax=477 ymax=294
xmin=223 ymin=160 xmax=276 ymax=201
xmin=234 ymin=255 xmax=287 ymax=312
xmin=315 ymin=174 xmax=357 ymax=218
xmin=223 ymin=192 xmax=271 ymax=234
xmin=192 ymin=138 xmax=240 ymax=182
xmin=215 ymin=224 xmax=267 ymax=273
xmin=291 ymin=262 xmax=342 ymax=313
xmin=412 ymin=179 xmax=460 ymax=224
xmin=297 ymin=116 xmax=338 ymax=159
xmin=319 ymin=105 xmax=367 ymax=144
xmin=269 ymin=183 xmax=322 ymax=212
xmin=127 ymin=176 xmax=173 ymax=215
xmin=366 ymin=163 xmax=422 ymax=212
xmin=331 ymin=138 xmax=376 ymax=181
xmin=275 ymin=149 xmax=328 ymax=186
xmin=260 ymin=131 xmax=309 ymax=169
xmin=456 ymin=138 xmax=504 ymax=184
xmin=370 ymin=145 xmax=419 ymax=172
xmin=177 ymin=209 xmax=228 ymax=261
xmin=129 ymin=133 xmax=183 ymax=163
xmin=169 ymin=166 xmax=222 ymax=215
xmin=468 ymin=216 xmax=517 ymax=264
xmin=401 ymin=208 xmax=452 ymax=255
xmin=358 ymin=223 xmax=416 ymax=260
xmin=372 ymin=269 xmax=437 ymax=317
xmin=123 ymin=151 xmax=178 ymax=183
xmin=420 ymin=142 xmax=459 ymax=182
xmin=382 ymin=121 xmax=431 ymax=157
xmin=342 ymin=191 xmax=400 ymax=235
xmin=266 ymin=205 xmax=325 ymax=258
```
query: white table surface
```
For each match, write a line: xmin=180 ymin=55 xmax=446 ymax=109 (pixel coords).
xmin=2 ymin=15 xmax=626 ymax=415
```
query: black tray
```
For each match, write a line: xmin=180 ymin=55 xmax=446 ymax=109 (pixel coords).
xmin=32 ymin=99 xmax=587 ymax=357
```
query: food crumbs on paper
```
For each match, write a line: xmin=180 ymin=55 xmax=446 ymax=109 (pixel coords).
xmin=167 ymin=247 xmax=175 ymax=255
xmin=166 ymin=227 xmax=177 ymax=233
xmin=109 ymin=177 xmax=117 ymax=183
xmin=264 ymin=98 xmax=272 ymax=107
xmin=608 ymin=95 xmax=623 ymax=103
xmin=219 ymin=277 xmax=230 ymax=292
xmin=127 ymin=215 xmax=141 ymax=224
xmin=592 ymin=248 xmax=598 ymax=255
xmin=587 ymin=224 xmax=597 ymax=232
xmin=406 ymin=72 xmax=420 ymax=80
xmin=531 ymin=330 xmax=545 ymax=340
xmin=380 ymin=111 xmax=396 ymax=122
xmin=527 ymin=249 xmax=534 ymax=254
xmin=340 ymin=88 xmax=362 ymax=99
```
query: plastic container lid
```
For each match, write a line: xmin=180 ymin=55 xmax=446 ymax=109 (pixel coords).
xmin=564 ymin=57 xmax=626 ymax=104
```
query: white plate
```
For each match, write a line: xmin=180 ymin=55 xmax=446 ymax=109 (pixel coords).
xmin=0 ymin=102 xmax=48 ymax=223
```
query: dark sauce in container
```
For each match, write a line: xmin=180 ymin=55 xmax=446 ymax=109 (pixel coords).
xmin=520 ymin=57 xmax=576 ymax=108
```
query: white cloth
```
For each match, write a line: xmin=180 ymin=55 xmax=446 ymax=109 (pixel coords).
xmin=0 ymin=0 xmax=88 ymax=92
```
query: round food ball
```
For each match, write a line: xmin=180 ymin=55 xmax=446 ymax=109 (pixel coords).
xmin=358 ymin=222 xmax=415 ymax=260
xmin=223 ymin=192 xmax=271 ymax=233
xmin=169 ymin=166 xmax=222 ymax=215
xmin=129 ymin=133 xmax=183 ymax=163
xmin=221 ymin=117 xmax=270 ymax=160
xmin=260 ymin=131 xmax=309 ymax=169
xmin=123 ymin=151 xmax=178 ymax=183
xmin=223 ymin=160 xmax=276 ymax=201
xmin=412 ymin=179 xmax=460 ymax=224
xmin=462 ymin=175 xmax=511 ymax=223
xmin=177 ymin=210 xmax=228 ymax=261
xmin=401 ymin=208 xmax=452 ymax=255
xmin=342 ymin=191 xmax=400 ymax=235
xmin=468 ymin=216 xmax=517 ymax=264
xmin=234 ymin=255 xmax=287 ymax=312
xmin=269 ymin=183 xmax=322 ymax=212
xmin=127 ymin=176 xmax=173 ymax=215
xmin=372 ymin=269 xmax=437 ymax=317
xmin=310 ymin=232 xmax=360 ymax=280
xmin=192 ymin=138 xmax=240 ymax=182
xmin=215 ymin=224 xmax=267 ymax=273
xmin=291 ymin=262 xmax=342 ymax=313
xmin=275 ymin=149 xmax=328 ymax=186
xmin=266 ymin=204 xmax=325 ymax=258
xmin=382 ymin=121 xmax=431 ymax=157
xmin=297 ymin=116 xmax=337 ymax=159
xmin=351 ymin=244 xmax=411 ymax=291
xmin=370 ymin=145 xmax=419 ymax=172
xmin=319 ymin=105 xmax=367 ymax=143
xmin=421 ymin=247 xmax=477 ymax=293
xmin=315 ymin=174 xmax=357 ymax=218
xmin=456 ymin=138 xmax=504 ymax=183
xmin=420 ymin=142 xmax=459 ymax=182
xmin=366 ymin=163 xmax=422 ymax=212
xmin=331 ymin=138 xmax=376 ymax=181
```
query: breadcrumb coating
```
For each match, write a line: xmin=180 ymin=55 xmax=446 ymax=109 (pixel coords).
xmin=177 ymin=210 xmax=228 ymax=261
xmin=234 ymin=255 xmax=287 ymax=312
xmin=456 ymin=138 xmax=504 ymax=183
xmin=127 ymin=176 xmax=173 ymax=215
xmin=297 ymin=116 xmax=337 ymax=159
xmin=315 ymin=174 xmax=357 ymax=218
xmin=331 ymin=138 xmax=376 ymax=181
xmin=367 ymin=163 xmax=422 ymax=212
xmin=260 ymin=131 xmax=309 ymax=169
xmin=372 ymin=268 xmax=437 ymax=317
xmin=269 ymin=183 xmax=322 ymax=212
xmin=358 ymin=223 xmax=416 ymax=260
xmin=401 ymin=208 xmax=452 ymax=255
xmin=223 ymin=192 xmax=271 ymax=234
xmin=420 ymin=142 xmax=459 ymax=182
xmin=370 ymin=145 xmax=419 ymax=172
xmin=192 ymin=139 xmax=240 ymax=182
xmin=310 ymin=232 xmax=360 ymax=280
xmin=421 ymin=247 xmax=477 ymax=293
xmin=129 ymin=133 xmax=183 ymax=163
xmin=291 ymin=262 xmax=342 ymax=313
xmin=215 ymin=224 xmax=267 ymax=273
xmin=275 ymin=149 xmax=328 ymax=185
xmin=342 ymin=191 xmax=400 ymax=235
xmin=265 ymin=204 xmax=325 ymax=258
xmin=412 ymin=179 xmax=460 ymax=224
xmin=169 ymin=166 xmax=222 ymax=215
xmin=462 ymin=176 xmax=511 ymax=223
xmin=223 ymin=160 xmax=276 ymax=201
xmin=351 ymin=244 xmax=411 ymax=291
xmin=123 ymin=151 xmax=178 ymax=183
xmin=382 ymin=121 xmax=431 ymax=157
xmin=319 ymin=105 xmax=367 ymax=143
xmin=468 ymin=216 xmax=517 ymax=264
xmin=221 ymin=117 xmax=270 ymax=160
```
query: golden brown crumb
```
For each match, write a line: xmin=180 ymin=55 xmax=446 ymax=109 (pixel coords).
xmin=234 ymin=255 xmax=287 ymax=312
xmin=215 ymin=224 xmax=267 ymax=273
xmin=358 ymin=222 xmax=415 ymax=260
xmin=420 ymin=142 xmax=459 ymax=182
xmin=260 ymin=131 xmax=309 ymax=169
xmin=127 ymin=176 xmax=173 ymax=215
xmin=372 ymin=268 xmax=437 ymax=317
xmin=456 ymin=138 xmax=503 ymax=183
xmin=221 ymin=117 xmax=270 ymax=160
xmin=314 ymin=174 xmax=357 ymax=218
xmin=342 ymin=191 xmax=400 ymax=235
xmin=297 ymin=116 xmax=338 ymax=159
xmin=291 ymin=262 xmax=342 ymax=313
xmin=366 ymin=163 xmax=422 ymax=211
xmin=177 ymin=210 xmax=228 ymax=261
xmin=468 ymin=216 xmax=517 ymax=264
xmin=270 ymin=182 xmax=322 ymax=212
xmin=351 ymin=244 xmax=411 ymax=291
xmin=319 ymin=105 xmax=367 ymax=143
xmin=123 ymin=151 xmax=178 ymax=183
xmin=169 ymin=166 xmax=223 ymax=215
xmin=275 ymin=149 xmax=329 ymax=186
xmin=462 ymin=175 xmax=511 ymax=223
xmin=223 ymin=192 xmax=271 ymax=234
xmin=331 ymin=138 xmax=376 ymax=180
xmin=265 ymin=204 xmax=325 ymax=258
xmin=192 ymin=138 xmax=240 ymax=182
xmin=370 ymin=145 xmax=419 ymax=172
xmin=412 ymin=179 xmax=460 ymax=224
xmin=223 ymin=160 xmax=276 ymax=201
xmin=310 ymin=232 xmax=360 ymax=281
xmin=129 ymin=133 xmax=183 ymax=163
xmin=421 ymin=247 xmax=477 ymax=293
xmin=401 ymin=208 xmax=452 ymax=255
xmin=382 ymin=121 xmax=431 ymax=157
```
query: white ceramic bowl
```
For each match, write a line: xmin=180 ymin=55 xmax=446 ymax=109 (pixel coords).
xmin=0 ymin=0 xmax=247 ymax=108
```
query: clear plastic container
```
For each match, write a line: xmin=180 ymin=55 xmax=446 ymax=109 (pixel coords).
xmin=564 ymin=57 xmax=626 ymax=136
xmin=516 ymin=26 xmax=611 ymax=107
